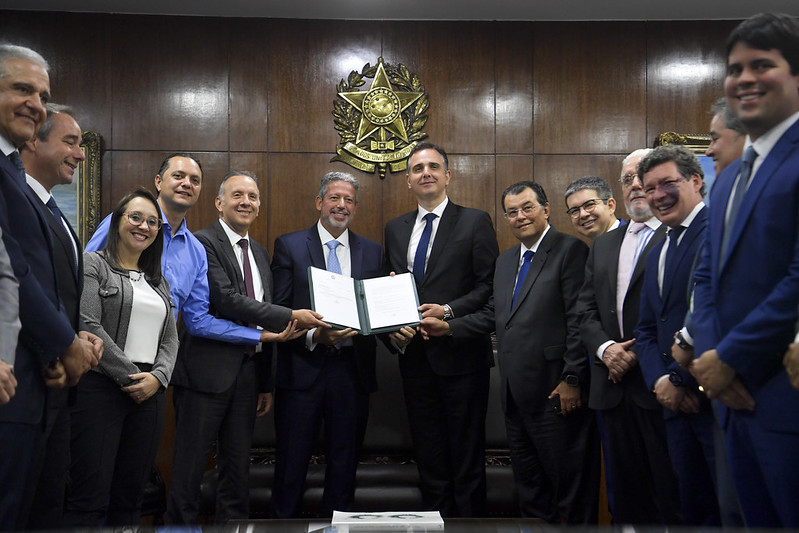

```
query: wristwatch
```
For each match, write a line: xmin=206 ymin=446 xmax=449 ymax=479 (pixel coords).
xmin=563 ymin=374 xmax=579 ymax=387
xmin=675 ymin=330 xmax=693 ymax=350
xmin=668 ymin=369 xmax=684 ymax=387
xmin=442 ymin=304 xmax=453 ymax=320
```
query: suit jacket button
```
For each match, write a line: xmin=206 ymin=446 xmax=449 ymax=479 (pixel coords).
xmin=505 ymin=324 xmax=511 ymax=330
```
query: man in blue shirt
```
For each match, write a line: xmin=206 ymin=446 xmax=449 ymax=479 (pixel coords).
xmin=86 ymin=153 xmax=325 ymax=345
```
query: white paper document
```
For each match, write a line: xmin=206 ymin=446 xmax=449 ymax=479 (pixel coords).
xmin=308 ymin=268 xmax=362 ymax=330
xmin=361 ymin=273 xmax=421 ymax=330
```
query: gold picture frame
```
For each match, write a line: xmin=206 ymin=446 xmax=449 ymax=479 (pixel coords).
xmin=655 ymin=131 xmax=711 ymax=155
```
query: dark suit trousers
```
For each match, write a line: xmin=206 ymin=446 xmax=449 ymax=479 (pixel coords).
xmin=601 ymin=395 xmax=682 ymax=525
xmin=399 ymin=356 xmax=489 ymax=518
xmin=64 ymin=371 xmax=165 ymax=527
xmin=505 ymin=391 xmax=600 ymax=524
xmin=0 ymin=422 xmax=39 ymax=530
xmin=18 ymin=389 xmax=71 ymax=530
xmin=167 ymin=356 xmax=259 ymax=525
xmin=271 ymin=349 xmax=369 ymax=518
xmin=664 ymin=407 xmax=720 ymax=526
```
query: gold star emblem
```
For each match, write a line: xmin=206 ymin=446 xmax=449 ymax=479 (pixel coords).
xmin=339 ymin=59 xmax=423 ymax=144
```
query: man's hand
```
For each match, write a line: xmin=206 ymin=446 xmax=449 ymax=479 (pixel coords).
xmin=603 ymin=339 xmax=637 ymax=383
xmin=653 ymin=379 xmax=697 ymax=413
xmin=42 ymin=360 xmax=68 ymax=388
xmin=256 ymin=392 xmax=273 ymax=416
xmin=418 ymin=303 xmax=445 ymax=320
xmin=0 ymin=360 xmax=17 ymax=405
xmin=690 ymin=349 xmax=755 ymax=411
xmin=784 ymin=343 xmax=799 ymax=390
xmin=549 ymin=381 xmax=581 ymax=416
xmin=418 ymin=317 xmax=450 ymax=340
xmin=261 ymin=320 xmax=306 ymax=343
xmin=389 ymin=326 xmax=416 ymax=349
xmin=671 ymin=334 xmax=694 ymax=368
xmin=61 ymin=335 xmax=101 ymax=386
xmin=122 ymin=372 xmax=161 ymax=404
xmin=79 ymin=330 xmax=104 ymax=362
xmin=715 ymin=377 xmax=756 ymax=411
xmin=313 ymin=326 xmax=358 ymax=346
xmin=291 ymin=309 xmax=329 ymax=330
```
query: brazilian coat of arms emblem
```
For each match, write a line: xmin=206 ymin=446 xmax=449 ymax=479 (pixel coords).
xmin=331 ymin=57 xmax=429 ymax=179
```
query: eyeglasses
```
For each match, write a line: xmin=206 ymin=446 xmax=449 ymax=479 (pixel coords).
xmin=620 ymin=173 xmax=639 ymax=187
xmin=504 ymin=204 xmax=541 ymax=220
xmin=125 ymin=211 xmax=162 ymax=230
xmin=566 ymin=198 xmax=606 ymax=219
xmin=643 ymin=176 xmax=686 ymax=196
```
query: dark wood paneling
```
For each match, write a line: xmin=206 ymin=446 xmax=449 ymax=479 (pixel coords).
xmin=534 ymin=154 xmax=626 ymax=243
xmin=266 ymin=19 xmax=381 ymax=153
xmin=230 ymin=19 xmax=271 ymax=153
xmin=109 ymin=15 xmax=231 ymax=151
xmin=534 ymin=22 xmax=647 ymax=154
xmin=646 ymin=20 xmax=740 ymax=144
xmin=496 ymin=22 xmax=534 ymax=155
xmin=383 ymin=22 xmax=496 ymax=153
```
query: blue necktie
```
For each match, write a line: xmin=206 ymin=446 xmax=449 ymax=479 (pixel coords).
xmin=326 ymin=240 xmax=342 ymax=274
xmin=721 ymin=146 xmax=757 ymax=260
xmin=662 ymin=226 xmax=685 ymax=293
xmin=46 ymin=196 xmax=63 ymax=221
xmin=413 ymin=213 xmax=436 ymax=284
xmin=511 ymin=250 xmax=534 ymax=308
xmin=8 ymin=151 xmax=26 ymax=184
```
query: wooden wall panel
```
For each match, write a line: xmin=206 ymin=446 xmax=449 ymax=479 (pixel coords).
xmin=230 ymin=19 xmax=271 ymax=153
xmin=645 ymin=20 xmax=740 ymax=143
xmin=534 ymin=22 xmax=647 ymax=155
xmin=495 ymin=22 xmax=534 ymax=155
xmin=109 ymin=15 xmax=231 ymax=152
xmin=534 ymin=154 xmax=626 ymax=243
xmin=266 ymin=19 xmax=382 ymax=153
xmin=383 ymin=22 xmax=496 ymax=154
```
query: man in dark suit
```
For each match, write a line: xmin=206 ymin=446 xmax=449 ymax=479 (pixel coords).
xmin=384 ymin=143 xmax=498 ymax=517
xmin=166 ymin=171 xmax=324 ymax=524
xmin=691 ymin=13 xmax=799 ymax=527
xmin=634 ymin=145 xmax=719 ymax=526
xmin=0 ymin=44 xmax=101 ymax=530
xmin=421 ymin=180 xmax=599 ymax=523
xmin=577 ymin=149 xmax=681 ymax=525
xmin=270 ymin=171 xmax=384 ymax=518
xmin=18 ymin=105 xmax=95 ymax=529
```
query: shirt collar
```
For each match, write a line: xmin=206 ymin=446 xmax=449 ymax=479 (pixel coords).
xmin=218 ymin=218 xmax=249 ymax=248
xmin=316 ymin=219 xmax=350 ymax=249
xmin=416 ymin=196 xmax=449 ymax=223
xmin=520 ymin=224 xmax=550 ymax=259
xmin=25 ymin=173 xmax=51 ymax=204
xmin=674 ymin=202 xmax=704 ymax=231
xmin=747 ymin=109 xmax=799 ymax=161
xmin=0 ymin=134 xmax=16 ymax=157
xmin=643 ymin=216 xmax=661 ymax=232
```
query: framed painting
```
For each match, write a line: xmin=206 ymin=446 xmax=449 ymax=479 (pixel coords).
xmin=50 ymin=131 xmax=102 ymax=245
xmin=655 ymin=131 xmax=715 ymax=200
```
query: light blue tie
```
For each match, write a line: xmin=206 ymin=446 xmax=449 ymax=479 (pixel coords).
xmin=326 ymin=240 xmax=342 ymax=274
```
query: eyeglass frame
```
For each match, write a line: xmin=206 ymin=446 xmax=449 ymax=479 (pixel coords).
xmin=565 ymin=198 xmax=607 ymax=219
xmin=124 ymin=211 xmax=162 ymax=230
xmin=620 ymin=173 xmax=640 ymax=187
xmin=503 ymin=203 xmax=542 ymax=220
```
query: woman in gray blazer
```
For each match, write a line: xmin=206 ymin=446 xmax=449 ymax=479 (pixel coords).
xmin=64 ymin=188 xmax=177 ymax=527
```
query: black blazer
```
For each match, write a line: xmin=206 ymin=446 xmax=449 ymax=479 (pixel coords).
xmin=171 ymin=220 xmax=292 ymax=394
xmin=577 ymin=222 xmax=666 ymax=411
xmin=384 ymin=201 xmax=499 ymax=376
xmin=0 ymin=155 xmax=76 ymax=424
xmin=271 ymin=225 xmax=384 ymax=393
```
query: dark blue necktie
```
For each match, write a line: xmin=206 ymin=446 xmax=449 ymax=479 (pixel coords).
xmin=8 ymin=151 xmax=26 ymax=184
xmin=511 ymin=250 xmax=534 ymax=308
xmin=721 ymin=146 xmax=757 ymax=260
xmin=413 ymin=213 xmax=436 ymax=283
xmin=662 ymin=226 xmax=685 ymax=292
xmin=46 ymin=196 xmax=63 ymax=221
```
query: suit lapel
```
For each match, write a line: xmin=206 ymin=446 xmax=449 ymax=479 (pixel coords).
xmin=495 ymin=245 xmax=520 ymax=318
xmin=722 ymin=121 xmax=799 ymax=271
xmin=509 ymin=228 xmax=556 ymax=319
xmin=306 ymin=226 xmax=327 ymax=270
xmin=424 ymin=202 xmax=458 ymax=285
xmin=349 ymin=233 xmax=363 ymax=279
xmin=603 ymin=227 xmax=626 ymax=293
xmin=33 ymin=192 xmax=81 ymax=285
xmin=629 ymin=223 xmax=666 ymax=289
xmin=662 ymin=207 xmax=706 ymax=303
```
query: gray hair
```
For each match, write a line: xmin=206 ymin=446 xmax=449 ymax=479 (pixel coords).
xmin=35 ymin=103 xmax=74 ymax=142
xmin=218 ymin=170 xmax=259 ymax=199
xmin=710 ymin=97 xmax=746 ymax=136
xmin=319 ymin=171 xmax=360 ymax=201
xmin=564 ymin=176 xmax=613 ymax=206
xmin=0 ymin=44 xmax=48 ymax=77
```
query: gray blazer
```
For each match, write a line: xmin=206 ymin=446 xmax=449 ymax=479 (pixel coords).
xmin=0 ymin=227 xmax=20 ymax=365
xmin=81 ymin=251 xmax=178 ymax=388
